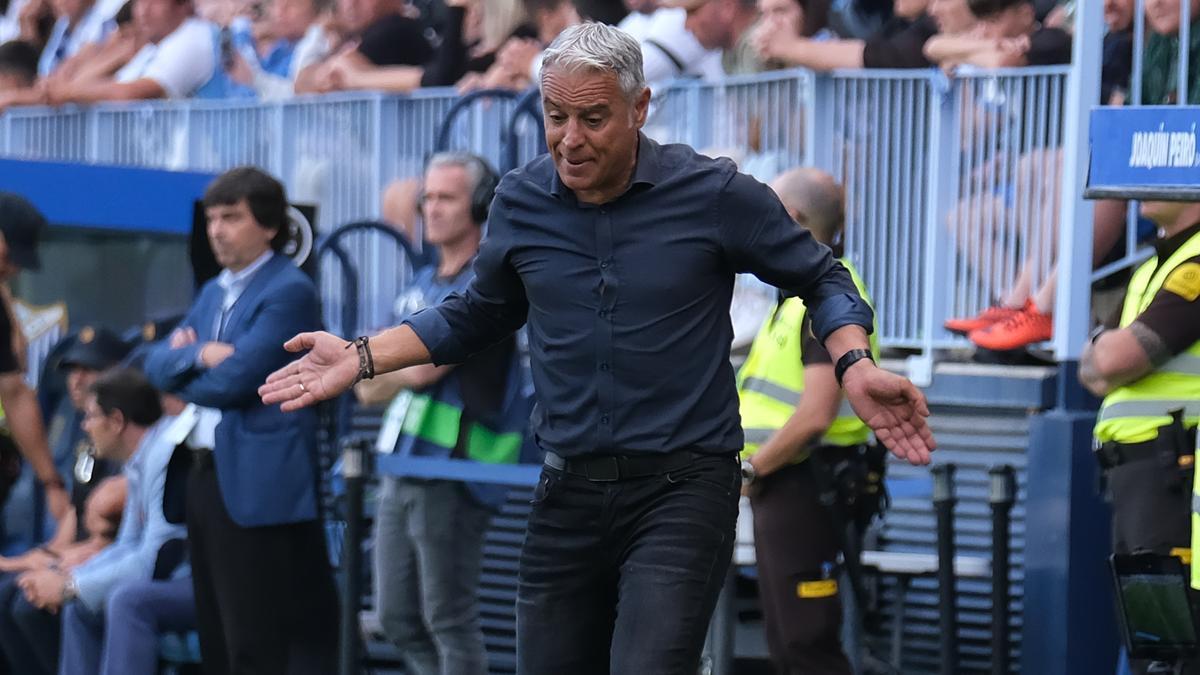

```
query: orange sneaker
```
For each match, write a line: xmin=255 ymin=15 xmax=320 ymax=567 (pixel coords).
xmin=944 ymin=304 xmax=1022 ymax=336
xmin=969 ymin=300 xmax=1053 ymax=351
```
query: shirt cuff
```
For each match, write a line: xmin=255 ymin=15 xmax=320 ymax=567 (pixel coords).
xmin=69 ymin=568 xmax=107 ymax=612
xmin=810 ymin=293 xmax=875 ymax=344
xmin=402 ymin=307 xmax=464 ymax=366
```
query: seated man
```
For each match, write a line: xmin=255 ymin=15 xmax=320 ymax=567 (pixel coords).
xmin=225 ymin=0 xmax=332 ymax=99
xmin=4 ymin=370 xmax=186 ymax=675
xmin=293 ymin=0 xmax=432 ymax=93
xmin=1141 ymin=0 xmax=1200 ymax=105
xmin=37 ymin=0 xmax=121 ymax=77
xmin=0 ymin=476 xmax=125 ymax=675
xmin=922 ymin=0 xmax=1071 ymax=69
xmin=0 ymin=40 xmax=39 ymax=110
xmin=752 ymin=0 xmax=972 ymax=71
xmin=45 ymin=0 xmax=214 ymax=103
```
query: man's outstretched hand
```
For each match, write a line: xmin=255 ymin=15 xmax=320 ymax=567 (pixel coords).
xmin=259 ymin=332 xmax=360 ymax=412
xmin=841 ymin=361 xmax=935 ymax=465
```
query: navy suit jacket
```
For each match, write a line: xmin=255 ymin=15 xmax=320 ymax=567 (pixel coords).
xmin=145 ymin=254 xmax=321 ymax=527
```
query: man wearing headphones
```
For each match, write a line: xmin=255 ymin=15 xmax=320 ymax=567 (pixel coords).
xmin=355 ymin=152 xmax=516 ymax=675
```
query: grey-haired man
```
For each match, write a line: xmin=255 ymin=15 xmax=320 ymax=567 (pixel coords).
xmin=263 ymin=21 xmax=935 ymax=674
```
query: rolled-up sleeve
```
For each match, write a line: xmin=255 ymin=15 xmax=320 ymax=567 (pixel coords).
xmin=718 ymin=171 xmax=874 ymax=342
xmin=403 ymin=190 xmax=530 ymax=365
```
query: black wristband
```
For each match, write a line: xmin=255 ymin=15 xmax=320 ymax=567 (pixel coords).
xmin=346 ymin=336 xmax=375 ymax=383
xmin=834 ymin=348 xmax=874 ymax=387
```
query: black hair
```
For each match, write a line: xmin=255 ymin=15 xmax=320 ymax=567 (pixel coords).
xmin=90 ymin=368 xmax=164 ymax=428
xmin=0 ymin=41 xmax=38 ymax=87
xmin=114 ymin=0 xmax=134 ymax=25
xmin=967 ymin=0 xmax=1031 ymax=19
xmin=203 ymin=166 xmax=290 ymax=252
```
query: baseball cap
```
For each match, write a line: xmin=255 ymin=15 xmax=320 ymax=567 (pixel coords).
xmin=59 ymin=326 xmax=131 ymax=371
xmin=0 ymin=192 xmax=45 ymax=271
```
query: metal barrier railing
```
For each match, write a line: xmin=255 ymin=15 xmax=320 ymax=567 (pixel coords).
xmin=1 ymin=66 xmax=1094 ymax=372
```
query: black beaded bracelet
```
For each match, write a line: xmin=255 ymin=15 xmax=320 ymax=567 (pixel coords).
xmin=834 ymin=348 xmax=874 ymax=387
xmin=346 ymin=336 xmax=375 ymax=382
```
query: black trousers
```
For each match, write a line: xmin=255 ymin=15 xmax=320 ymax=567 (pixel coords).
xmin=750 ymin=459 xmax=853 ymax=675
xmin=187 ymin=453 xmax=339 ymax=675
xmin=1108 ymin=454 xmax=1198 ymax=675
xmin=516 ymin=451 xmax=740 ymax=675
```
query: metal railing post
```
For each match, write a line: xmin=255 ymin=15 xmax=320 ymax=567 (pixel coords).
xmin=1051 ymin=0 xmax=1102 ymax=360
xmin=914 ymin=75 xmax=958 ymax=386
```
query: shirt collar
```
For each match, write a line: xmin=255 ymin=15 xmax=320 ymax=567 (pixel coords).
xmin=124 ymin=416 xmax=166 ymax=477
xmin=1155 ymin=221 xmax=1200 ymax=261
xmin=550 ymin=132 xmax=661 ymax=200
xmin=217 ymin=249 xmax=275 ymax=296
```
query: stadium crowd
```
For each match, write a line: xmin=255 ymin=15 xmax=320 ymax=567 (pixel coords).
xmin=0 ymin=0 xmax=1194 ymax=673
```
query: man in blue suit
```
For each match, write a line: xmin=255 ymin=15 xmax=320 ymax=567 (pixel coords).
xmin=144 ymin=166 xmax=337 ymax=675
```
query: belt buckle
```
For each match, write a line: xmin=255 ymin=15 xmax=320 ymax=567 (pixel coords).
xmin=584 ymin=456 xmax=621 ymax=482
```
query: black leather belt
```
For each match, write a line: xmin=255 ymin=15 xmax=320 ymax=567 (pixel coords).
xmin=190 ymin=446 xmax=214 ymax=467
xmin=1095 ymin=439 xmax=1162 ymax=470
xmin=544 ymin=449 xmax=718 ymax=482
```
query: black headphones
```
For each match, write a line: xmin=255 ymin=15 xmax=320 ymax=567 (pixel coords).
xmin=423 ymin=152 xmax=500 ymax=226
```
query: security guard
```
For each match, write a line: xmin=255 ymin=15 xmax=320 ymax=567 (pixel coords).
xmin=738 ymin=168 xmax=885 ymax=674
xmin=1081 ymin=200 xmax=1200 ymax=673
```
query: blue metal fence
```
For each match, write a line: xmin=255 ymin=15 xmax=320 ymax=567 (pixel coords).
xmin=0 ymin=66 xmax=1090 ymax=372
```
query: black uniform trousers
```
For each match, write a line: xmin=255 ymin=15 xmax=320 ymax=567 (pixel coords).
xmin=186 ymin=451 xmax=339 ymax=675
xmin=1107 ymin=440 xmax=1198 ymax=675
xmin=750 ymin=450 xmax=859 ymax=675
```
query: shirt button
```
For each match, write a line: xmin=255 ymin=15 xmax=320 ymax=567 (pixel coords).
xmin=600 ymin=362 xmax=609 ymax=372
xmin=598 ymin=309 xmax=607 ymax=317
xmin=600 ymin=415 xmax=610 ymax=425
xmin=600 ymin=261 xmax=609 ymax=269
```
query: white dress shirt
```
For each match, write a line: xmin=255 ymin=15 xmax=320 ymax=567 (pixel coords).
xmin=187 ymin=250 xmax=275 ymax=450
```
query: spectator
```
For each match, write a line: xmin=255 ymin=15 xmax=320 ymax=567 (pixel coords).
xmin=355 ymin=152 xmax=518 ymax=675
xmin=25 ymin=369 xmax=186 ymax=675
xmin=616 ymin=0 xmax=658 ymax=40
xmin=923 ymin=0 xmax=1071 ymax=69
xmin=652 ymin=0 xmax=756 ymax=75
xmin=293 ymin=0 xmax=432 ymax=93
xmin=0 ymin=195 xmax=71 ymax=527
xmin=37 ymin=0 xmax=120 ymax=77
xmin=418 ymin=0 xmax=538 ymax=88
xmin=144 ymin=166 xmax=338 ymax=674
xmin=1099 ymin=0 xmax=1132 ymax=104
xmin=44 ymin=0 xmax=215 ymax=103
xmin=474 ymin=0 xmax=580 ymax=90
xmin=752 ymin=0 xmax=952 ymax=71
xmin=226 ymin=0 xmax=332 ymax=98
xmin=0 ymin=476 xmax=125 ymax=674
xmin=0 ymin=39 xmax=38 ymax=108
xmin=44 ymin=0 xmax=141 ymax=86
xmin=1141 ymin=0 xmax=1200 ymax=105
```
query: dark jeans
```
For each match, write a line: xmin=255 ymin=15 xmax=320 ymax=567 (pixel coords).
xmin=516 ymin=452 xmax=739 ymax=675
xmin=0 ymin=572 xmax=59 ymax=675
xmin=187 ymin=454 xmax=339 ymax=675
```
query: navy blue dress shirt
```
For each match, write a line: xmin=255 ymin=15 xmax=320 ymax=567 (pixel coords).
xmin=405 ymin=134 xmax=874 ymax=458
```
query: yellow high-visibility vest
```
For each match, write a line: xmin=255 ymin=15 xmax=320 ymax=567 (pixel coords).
xmin=737 ymin=259 xmax=879 ymax=460
xmin=1095 ymin=229 xmax=1200 ymax=445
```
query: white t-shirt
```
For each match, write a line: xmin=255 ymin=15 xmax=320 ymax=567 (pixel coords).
xmin=116 ymin=17 xmax=216 ymax=98
xmin=639 ymin=8 xmax=724 ymax=88
xmin=616 ymin=9 xmax=656 ymax=42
